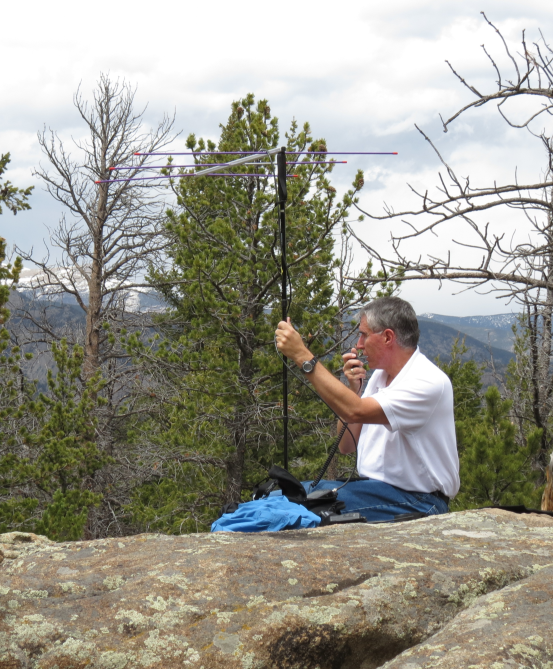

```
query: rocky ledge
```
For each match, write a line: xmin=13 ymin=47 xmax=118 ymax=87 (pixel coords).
xmin=1 ymin=509 xmax=552 ymax=668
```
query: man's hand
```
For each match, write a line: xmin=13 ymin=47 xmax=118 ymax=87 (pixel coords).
xmin=275 ymin=318 xmax=311 ymax=365
xmin=343 ymin=348 xmax=366 ymax=395
xmin=277 ymin=319 xmax=388 ymax=428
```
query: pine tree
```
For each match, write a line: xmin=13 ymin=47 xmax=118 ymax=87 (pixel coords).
xmin=436 ymin=338 xmax=483 ymax=425
xmin=0 ymin=155 xmax=108 ymax=540
xmin=0 ymin=157 xmax=37 ymax=529
xmin=0 ymin=238 xmax=38 ymax=527
xmin=0 ymin=150 xmax=32 ymax=366
xmin=501 ymin=318 xmax=553 ymax=509
xmin=437 ymin=338 xmax=543 ymax=509
xmin=0 ymin=153 xmax=33 ymax=216
xmin=124 ymin=95 xmax=374 ymax=532
xmin=453 ymin=386 xmax=542 ymax=509
xmin=0 ymin=340 xmax=113 ymax=540
xmin=436 ymin=337 xmax=484 ymax=465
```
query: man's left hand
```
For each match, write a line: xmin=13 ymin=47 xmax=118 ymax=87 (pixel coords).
xmin=275 ymin=318 xmax=311 ymax=365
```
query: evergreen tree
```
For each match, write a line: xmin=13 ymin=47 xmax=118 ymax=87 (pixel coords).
xmin=437 ymin=338 xmax=543 ymax=509
xmin=125 ymin=95 xmax=375 ymax=532
xmin=0 ymin=237 xmax=24 ymax=381
xmin=503 ymin=318 xmax=553 ymax=457
xmin=0 ymin=153 xmax=33 ymax=216
xmin=0 ymin=153 xmax=109 ymax=540
xmin=0 ymin=238 xmax=37 ymax=524
xmin=0 ymin=149 xmax=32 ymax=357
xmin=0 ymin=340 xmax=112 ymax=540
xmin=436 ymin=338 xmax=483 ymax=425
xmin=453 ymin=386 xmax=542 ymax=509
xmin=0 ymin=157 xmax=36 ymax=527
xmin=502 ymin=318 xmax=553 ymax=509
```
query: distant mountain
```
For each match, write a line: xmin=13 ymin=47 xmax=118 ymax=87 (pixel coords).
xmin=418 ymin=319 xmax=513 ymax=367
xmin=6 ymin=289 xmax=514 ymax=388
xmin=17 ymin=267 xmax=167 ymax=313
xmin=8 ymin=290 xmax=85 ymax=329
xmin=417 ymin=319 xmax=514 ymax=387
xmin=419 ymin=313 xmax=519 ymax=328
xmin=418 ymin=313 xmax=519 ymax=352
xmin=6 ymin=289 xmax=162 ymax=390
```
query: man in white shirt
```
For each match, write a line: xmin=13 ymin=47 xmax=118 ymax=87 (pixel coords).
xmin=275 ymin=296 xmax=460 ymax=521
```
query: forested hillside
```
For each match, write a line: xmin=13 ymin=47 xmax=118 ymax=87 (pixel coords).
xmin=420 ymin=313 xmax=518 ymax=352
xmin=1 ymin=71 xmax=551 ymax=540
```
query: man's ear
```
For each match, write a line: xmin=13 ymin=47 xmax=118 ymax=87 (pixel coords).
xmin=383 ymin=329 xmax=395 ymax=345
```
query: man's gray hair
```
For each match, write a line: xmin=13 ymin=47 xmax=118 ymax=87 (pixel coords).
xmin=359 ymin=297 xmax=419 ymax=349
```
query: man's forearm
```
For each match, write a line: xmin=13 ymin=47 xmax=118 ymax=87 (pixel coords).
xmin=338 ymin=419 xmax=362 ymax=453
xmin=275 ymin=318 xmax=389 ymax=426
xmin=304 ymin=361 xmax=387 ymax=424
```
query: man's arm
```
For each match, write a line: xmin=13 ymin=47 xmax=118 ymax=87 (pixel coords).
xmin=338 ymin=420 xmax=362 ymax=454
xmin=338 ymin=348 xmax=365 ymax=453
xmin=275 ymin=319 xmax=389 ymax=427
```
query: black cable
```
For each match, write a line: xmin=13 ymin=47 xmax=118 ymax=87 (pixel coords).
xmin=310 ymin=422 xmax=348 ymax=489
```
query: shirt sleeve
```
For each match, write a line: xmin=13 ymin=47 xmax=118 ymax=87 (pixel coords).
xmin=372 ymin=375 xmax=445 ymax=433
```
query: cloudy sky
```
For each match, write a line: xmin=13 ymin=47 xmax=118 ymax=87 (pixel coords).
xmin=2 ymin=0 xmax=552 ymax=316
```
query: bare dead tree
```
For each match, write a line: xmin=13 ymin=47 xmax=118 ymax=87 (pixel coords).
xmin=350 ymin=14 xmax=553 ymax=508
xmin=17 ymin=74 xmax=175 ymax=379
xmin=12 ymin=75 xmax=178 ymax=536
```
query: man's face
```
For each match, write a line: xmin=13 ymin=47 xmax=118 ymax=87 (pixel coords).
xmin=356 ymin=316 xmax=386 ymax=368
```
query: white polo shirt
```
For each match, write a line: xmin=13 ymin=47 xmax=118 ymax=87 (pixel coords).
xmin=358 ymin=347 xmax=460 ymax=498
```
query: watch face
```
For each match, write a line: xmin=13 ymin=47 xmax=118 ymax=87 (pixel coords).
xmin=302 ymin=358 xmax=316 ymax=373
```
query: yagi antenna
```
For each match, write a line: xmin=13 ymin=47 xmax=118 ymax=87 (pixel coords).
xmin=132 ymin=151 xmax=398 ymax=156
xmin=95 ymin=145 xmax=397 ymax=471
xmin=100 ymin=173 xmax=299 ymax=184
xmin=109 ymin=161 xmax=346 ymax=171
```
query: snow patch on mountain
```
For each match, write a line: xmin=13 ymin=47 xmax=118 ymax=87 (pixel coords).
xmin=16 ymin=267 xmax=166 ymax=313
xmin=418 ymin=313 xmax=519 ymax=330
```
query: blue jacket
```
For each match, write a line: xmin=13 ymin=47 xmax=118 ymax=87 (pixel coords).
xmin=211 ymin=496 xmax=320 ymax=532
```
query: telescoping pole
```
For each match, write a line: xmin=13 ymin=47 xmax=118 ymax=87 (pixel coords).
xmin=277 ymin=147 xmax=289 ymax=470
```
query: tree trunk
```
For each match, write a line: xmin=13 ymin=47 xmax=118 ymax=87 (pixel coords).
xmin=223 ymin=325 xmax=256 ymax=504
xmin=225 ymin=426 xmax=248 ymax=505
xmin=84 ymin=260 xmax=103 ymax=380
xmin=542 ymin=452 xmax=553 ymax=511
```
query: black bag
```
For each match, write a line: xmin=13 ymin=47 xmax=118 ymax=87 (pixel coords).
xmin=253 ymin=465 xmax=345 ymax=518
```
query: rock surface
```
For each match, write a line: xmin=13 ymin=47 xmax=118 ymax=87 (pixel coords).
xmin=0 ymin=509 xmax=552 ymax=669
xmin=382 ymin=563 xmax=553 ymax=668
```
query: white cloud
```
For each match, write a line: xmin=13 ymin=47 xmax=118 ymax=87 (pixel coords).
xmin=1 ymin=0 xmax=552 ymax=315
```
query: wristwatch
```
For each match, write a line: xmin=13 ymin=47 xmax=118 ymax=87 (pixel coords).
xmin=301 ymin=356 xmax=318 ymax=373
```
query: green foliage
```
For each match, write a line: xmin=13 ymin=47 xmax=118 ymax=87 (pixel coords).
xmin=0 ymin=237 xmax=37 ymax=495
xmin=0 ymin=153 xmax=33 ymax=216
xmin=453 ymin=386 xmax=543 ymax=509
xmin=0 ymin=153 xmax=33 ymax=453
xmin=503 ymin=317 xmax=552 ymax=473
xmin=436 ymin=338 xmax=483 ymax=425
xmin=35 ymin=489 xmax=100 ymax=542
xmin=0 ymin=340 xmax=113 ymax=541
xmin=0 ymin=236 xmax=23 ymax=376
xmin=126 ymin=469 xmax=221 ymax=535
xmin=125 ymin=95 xmax=375 ymax=531
xmin=0 ymin=151 xmax=115 ymax=541
xmin=437 ymin=337 xmax=543 ymax=509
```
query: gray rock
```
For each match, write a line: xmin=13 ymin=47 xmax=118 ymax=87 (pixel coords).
xmin=381 ymin=563 xmax=553 ymax=668
xmin=0 ymin=509 xmax=552 ymax=668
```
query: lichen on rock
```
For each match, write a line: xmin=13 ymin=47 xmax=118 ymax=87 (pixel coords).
xmin=0 ymin=509 xmax=552 ymax=668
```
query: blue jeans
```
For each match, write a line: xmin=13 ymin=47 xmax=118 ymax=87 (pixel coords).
xmin=308 ymin=479 xmax=448 ymax=521
xmin=271 ymin=479 xmax=448 ymax=522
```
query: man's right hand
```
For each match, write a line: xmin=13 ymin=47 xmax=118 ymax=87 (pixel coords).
xmin=343 ymin=348 xmax=366 ymax=395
